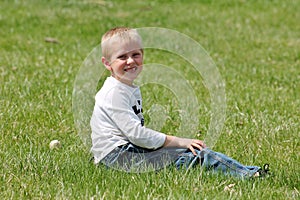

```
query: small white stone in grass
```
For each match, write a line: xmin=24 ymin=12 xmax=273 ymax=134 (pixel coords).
xmin=224 ymin=183 xmax=235 ymax=192
xmin=49 ymin=140 xmax=61 ymax=149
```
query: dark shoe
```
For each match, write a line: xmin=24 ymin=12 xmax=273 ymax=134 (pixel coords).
xmin=253 ymin=164 xmax=270 ymax=178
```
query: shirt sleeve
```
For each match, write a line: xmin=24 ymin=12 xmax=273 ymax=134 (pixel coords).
xmin=103 ymin=88 xmax=166 ymax=149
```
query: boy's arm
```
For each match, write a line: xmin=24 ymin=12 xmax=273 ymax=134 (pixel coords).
xmin=104 ymin=89 xmax=166 ymax=149
xmin=163 ymin=135 xmax=206 ymax=155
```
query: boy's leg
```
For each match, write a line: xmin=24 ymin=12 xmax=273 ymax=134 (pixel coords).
xmin=199 ymin=148 xmax=260 ymax=177
xmin=101 ymin=143 xmax=187 ymax=172
xmin=175 ymin=148 xmax=261 ymax=178
xmin=101 ymin=145 xmax=263 ymax=177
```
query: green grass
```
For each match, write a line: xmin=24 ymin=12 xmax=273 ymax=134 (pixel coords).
xmin=1 ymin=0 xmax=299 ymax=199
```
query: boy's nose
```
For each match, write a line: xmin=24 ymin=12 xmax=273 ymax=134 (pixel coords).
xmin=126 ymin=56 xmax=134 ymax=64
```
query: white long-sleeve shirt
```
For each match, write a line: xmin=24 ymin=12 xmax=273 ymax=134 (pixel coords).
xmin=90 ymin=76 xmax=166 ymax=163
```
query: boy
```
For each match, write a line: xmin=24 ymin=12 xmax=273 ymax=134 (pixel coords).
xmin=90 ymin=27 xmax=269 ymax=177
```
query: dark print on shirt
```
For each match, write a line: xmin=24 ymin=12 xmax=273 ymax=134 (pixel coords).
xmin=132 ymin=99 xmax=144 ymax=126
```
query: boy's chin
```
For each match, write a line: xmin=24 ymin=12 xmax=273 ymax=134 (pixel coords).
xmin=125 ymin=70 xmax=141 ymax=77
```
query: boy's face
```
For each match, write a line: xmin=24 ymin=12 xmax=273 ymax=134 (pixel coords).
xmin=102 ymin=40 xmax=143 ymax=86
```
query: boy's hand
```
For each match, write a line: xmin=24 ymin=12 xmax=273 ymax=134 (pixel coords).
xmin=163 ymin=135 xmax=207 ymax=155
xmin=187 ymin=139 xmax=206 ymax=155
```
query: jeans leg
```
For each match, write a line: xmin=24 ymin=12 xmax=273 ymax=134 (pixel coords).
xmin=174 ymin=150 xmax=203 ymax=170
xmin=101 ymin=145 xmax=260 ymax=177
xmin=101 ymin=144 xmax=187 ymax=173
xmin=200 ymin=148 xmax=260 ymax=177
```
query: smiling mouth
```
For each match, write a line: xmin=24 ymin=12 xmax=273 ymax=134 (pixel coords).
xmin=124 ymin=66 xmax=137 ymax=72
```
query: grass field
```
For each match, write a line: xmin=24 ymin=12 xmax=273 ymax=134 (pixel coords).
xmin=1 ymin=0 xmax=299 ymax=199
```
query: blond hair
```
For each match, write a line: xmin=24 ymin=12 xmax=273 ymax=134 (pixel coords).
xmin=101 ymin=27 xmax=143 ymax=61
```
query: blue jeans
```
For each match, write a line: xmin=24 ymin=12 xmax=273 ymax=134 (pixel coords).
xmin=101 ymin=143 xmax=260 ymax=178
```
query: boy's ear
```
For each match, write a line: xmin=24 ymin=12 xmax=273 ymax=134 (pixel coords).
xmin=102 ymin=57 xmax=112 ymax=71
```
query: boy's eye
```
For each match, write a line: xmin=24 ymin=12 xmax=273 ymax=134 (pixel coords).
xmin=117 ymin=55 xmax=127 ymax=60
xmin=117 ymin=52 xmax=141 ymax=60
xmin=133 ymin=53 xmax=141 ymax=57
